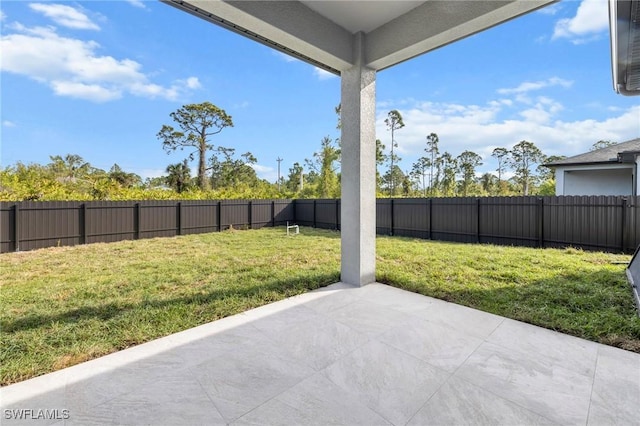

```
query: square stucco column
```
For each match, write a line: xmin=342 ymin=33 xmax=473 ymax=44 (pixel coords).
xmin=340 ymin=33 xmax=376 ymax=286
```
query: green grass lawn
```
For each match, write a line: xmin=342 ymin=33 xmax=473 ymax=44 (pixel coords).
xmin=1 ymin=226 xmax=638 ymax=386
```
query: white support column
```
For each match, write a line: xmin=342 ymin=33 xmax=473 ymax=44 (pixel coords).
xmin=340 ymin=32 xmax=376 ymax=286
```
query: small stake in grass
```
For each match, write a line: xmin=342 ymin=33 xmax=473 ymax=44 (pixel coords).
xmin=286 ymin=222 xmax=299 ymax=237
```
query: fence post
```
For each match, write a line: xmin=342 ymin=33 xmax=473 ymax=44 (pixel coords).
xmin=390 ymin=199 xmax=395 ymax=236
xmin=81 ymin=203 xmax=88 ymax=244
xmin=177 ymin=202 xmax=182 ymax=236
xmin=292 ymin=199 xmax=297 ymax=224
xmin=13 ymin=204 xmax=20 ymax=252
xmin=621 ymin=197 xmax=627 ymax=252
xmin=248 ymin=201 xmax=252 ymax=229
xmin=537 ymin=198 xmax=544 ymax=248
xmin=336 ymin=199 xmax=340 ymax=231
xmin=476 ymin=198 xmax=481 ymax=243
xmin=271 ymin=201 xmax=275 ymax=227
xmin=217 ymin=201 xmax=222 ymax=232
xmin=313 ymin=200 xmax=317 ymax=228
xmin=428 ymin=198 xmax=432 ymax=240
xmin=134 ymin=203 xmax=141 ymax=240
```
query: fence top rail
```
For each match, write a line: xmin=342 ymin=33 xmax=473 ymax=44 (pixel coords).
xmin=2 ymin=196 xmax=639 ymax=205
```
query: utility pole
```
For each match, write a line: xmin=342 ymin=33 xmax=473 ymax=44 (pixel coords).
xmin=276 ymin=157 xmax=283 ymax=191
xmin=299 ymin=166 xmax=304 ymax=191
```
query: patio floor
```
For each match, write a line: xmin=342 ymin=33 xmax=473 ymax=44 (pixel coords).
xmin=2 ymin=282 xmax=638 ymax=425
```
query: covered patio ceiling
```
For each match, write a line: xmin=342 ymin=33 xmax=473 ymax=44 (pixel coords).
xmin=164 ymin=0 xmax=556 ymax=74
xmin=163 ymin=0 xmax=557 ymax=286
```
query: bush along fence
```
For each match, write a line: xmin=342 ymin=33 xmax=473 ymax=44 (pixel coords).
xmin=1 ymin=196 xmax=638 ymax=254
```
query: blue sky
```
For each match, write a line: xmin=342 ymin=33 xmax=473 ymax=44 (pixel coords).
xmin=1 ymin=0 xmax=639 ymax=183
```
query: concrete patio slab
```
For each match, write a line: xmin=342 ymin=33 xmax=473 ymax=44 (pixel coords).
xmin=2 ymin=283 xmax=639 ymax=425
xmin=407 ymin=376 xmax=556 ymax=426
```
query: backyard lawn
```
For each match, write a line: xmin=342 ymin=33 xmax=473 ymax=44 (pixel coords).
xmin=1 ymin=226 xmax=638 ymax=385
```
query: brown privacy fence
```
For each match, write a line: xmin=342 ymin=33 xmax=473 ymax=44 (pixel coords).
xmin=0 ymin=200 xmax=294 ymax=253
xmin=1 ymin=196 xmax=638 ymax=254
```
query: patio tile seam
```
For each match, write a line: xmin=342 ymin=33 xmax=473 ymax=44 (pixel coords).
xmin=228 ymin=370 xmax=391 ymax=426
xmin=185 ymin=365 xmax=229 ymax=425
xmin=584 ymin=364 xmax=598 ymax=425
xmin=326 ymin=292 xmax=424 ymax=338
xmin=478 ymin=331 xmax=599 ymax=380
xmin=187 ymin=363 xmax=243 ymax=425
xmin=318 ymin=338 xmax=453 ymax=426
xmin=462 ymin=338 xmax=598 ymax=383
xmin=402 ymin=372 xmax=458 ymax=426
xmin=304 ymin=289 xmax=362 ymax=315
xmin=59 ymin=367 xmax=225 ymax=426
xmin=221 ymin=369 xmax=317 ymax=424
xmin=585 ymin=344 xmax=610 ymax=426
xmin=363 ymin=285 xmax=509 ymax=339
xmin=185 ymin=332 xmax=321 ymax=424
xmin=455 ymin=340 xmax=595 ymax=425
xmin=448 ymin=373 xmax=563 ymax=426
xmin=239 ymin=301 xmax=377 ymax=373
xmin=477 ymin=311 xmax=506 ymax=338
xmin=315 ymin=296 xmax=361 ymax=316
xmin=440 ymin=313 xmax=507 ymax=378
xmin=329 ymin=311 xmax=411 ymax=340
xmin=375 ymin=318 xmax=484 ymax=375
xmin=161 ymin=286 xmax=377 ymax=424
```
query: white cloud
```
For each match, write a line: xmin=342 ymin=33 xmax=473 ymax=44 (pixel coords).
xmin=537 ymin=3 xmax=562 ymax=15
xmin=51 ymin=80 xmax=121 ymax=102
xmin=233 ymin=101 xmax=250 ymax=109
xmin=313 ymin=67 xmax=337 ymax=81
xmin=137 ymin=168 xmax=165 ymax=179
xmin=274 ymin=51 xmax=299 ymax=63
xmin=0 ymin=11 xmax=6 ymax=21
xmin=126 ymin=0 xmax=147 ymax=9
xmin=29 ymin=3 xmax=100 ymax=31
xmin=552 ymin=0 xmax=608 ymax=43
xmin=251 ymin=164 xmax=278 ymax=182
xmin=182 ymin=77 xmax=201 ymax=89
xmin=1 ymin=24 xmax=201 ymax=102
xmin=519 ymin=96 xmax=564 ymax=124
xmin=497 ymin=77 xmax=573 ymax=95
xmin=275 ymin=51 xmax=336 ymax=81
xmin=2 ymin=120 xmax=16 ymax=127
xmin=374 ymin=98 xmax=640 ymax=175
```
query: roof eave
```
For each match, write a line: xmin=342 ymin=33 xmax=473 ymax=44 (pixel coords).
xmin=545 ymin=161 xmax=613 ymax=168
xmin=610 ymin=0 xmax=640 ymax=96
xmin=546 ymin=160 xmax=636 ymax=168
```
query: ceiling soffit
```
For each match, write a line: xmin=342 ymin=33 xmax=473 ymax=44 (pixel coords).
xmin=610 ymin=0 xmax=640 ymax=95
xmin=299 ymin=1 xmax=424 ymax=34
xmin=164 ymin=0 xmax=556 ymax=74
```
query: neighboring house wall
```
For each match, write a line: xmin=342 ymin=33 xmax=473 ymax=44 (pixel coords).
xmin=636 ymin=157 xmax=640 ymax=194
xmin=555 ymin=164 xmax=634 ymax=196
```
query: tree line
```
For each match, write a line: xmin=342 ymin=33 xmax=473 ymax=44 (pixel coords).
xmin=375 ymin=110 xmax=615 ymax=198
xmin=0 ymin=101 xmax=615 ymax=201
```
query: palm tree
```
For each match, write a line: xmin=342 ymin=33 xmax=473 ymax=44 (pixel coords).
xmin=384 ymin=110 xmax=405 ymax=196
xmin=165 ymin=160 xmax=192 ymax=193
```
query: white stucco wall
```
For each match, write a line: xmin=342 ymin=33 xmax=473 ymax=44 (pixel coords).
xmin=555 ymin=164 xmax=634 ymax=196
